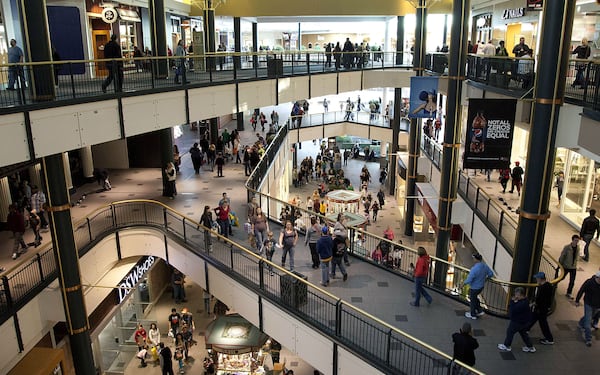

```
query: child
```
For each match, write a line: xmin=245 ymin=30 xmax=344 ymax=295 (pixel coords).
xmin=263 ymin=231 xmax=276 ymax=275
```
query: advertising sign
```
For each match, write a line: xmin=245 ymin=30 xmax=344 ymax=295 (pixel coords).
xmin=116 ymin=256 xmax=155 ymax=303
xmin=408 ymin=76 xmax=439 ymax=119
xmin=527 ymin=0 xmax=543 ymax=11
xmin=463 ymin=99 xmax=517 ymax=170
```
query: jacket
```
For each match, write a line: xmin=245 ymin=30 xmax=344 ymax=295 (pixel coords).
xmin=464 ymin=262 xmax=494 ymax=290
xmin=558 ymin=244 xmax=578 ymax=269
xmin=7 ymin=210 xmax=26 ymax=233
xmin=575 ymin=276 xmax=600 ymax=308
xmin=580 ymin=215 xmax=600 ymax=238
xmin=452 ymin=332 xmax=479 ymax=366
xmin=414 ymin=255 xmax=430 ymax=278
xmin=316 ymin=236 xmax=333 ymax=261
xmin=534 ymin=281 xmax=554 ymax=314
xmin=305 ymin=223 xmax=322 ymax=245
xmin=509 ymin=298 xmax=531 ymax=325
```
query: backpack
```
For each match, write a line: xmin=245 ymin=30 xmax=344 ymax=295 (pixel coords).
xmin=334 ymin=238 xmax=346 ymax=256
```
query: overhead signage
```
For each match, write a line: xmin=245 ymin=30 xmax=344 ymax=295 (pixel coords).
xmin=408 ymin=76 xmax=439 ymax=119
xmin=501 ymin=8 xmax=525 ymax=20
xmin=527 ymin=0 xmax=543 ymax=11
xmin=102 ymin=6 xmax=118 ymax=24
xmin=116 ymin=256 xmax=155 ymax=303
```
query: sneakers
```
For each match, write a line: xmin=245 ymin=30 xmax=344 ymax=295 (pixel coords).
xmin=409 ymin=302 xmax=419 ymax=307
xmin=12 ymin=253 xmax=18 ymax=260
xmin=522 ymin=346 xmax=536 ymax=353
xmin=540 ymin=339 xmax=554 ymax=345
xmin=497 ymin=344 xmax=511 ymax=351
xmin=465 ymin=312 xmax=477 ymax=320
xmin=476 ymin=311 xmax=485 ymax=317
xmin=343 ymin=273 xmax=348 ymax=281
xmin=566 ymin=293 xmax=574 ymax=299
xmin=586 ymin=341 xmax=592 ymax=347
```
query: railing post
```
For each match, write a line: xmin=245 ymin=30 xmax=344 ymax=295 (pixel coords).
xmin=2 ymin=276 xmax=13 ymax=309
xmin=230 ymin=244 xmax=235 ymax=270
xmin=258 ymin=260 xmax=265 ymax=290
xmin=163 ymin=207 xmax=168 ymax=229
xmin=86 ymin=217 xmax=93 ymax=243
xmin=335 ymin=300 xmax=342 ymax=336
xmin=475 ymin=188 xmax=481 ymax=210
xmin=386 ymin=329 xmax=392 ymax=366
xmin=36 ymin=253 xmax=44 ymax=281
xmin=348 ymin=227 xmax=355 ymax=254
xmin=498 ymin=210 xmax=504 ymax=236
xmin=182 ymin=217 xmax=186 ymax=242
xmin=110 ymin=204 xmax=117 ymax=229
xmin=69 ymin=62 xmax=76 ymax=99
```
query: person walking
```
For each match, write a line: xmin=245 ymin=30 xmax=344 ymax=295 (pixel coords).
xmin=499 ymin=167 xmax=511 ymax=193
xmin=101 ymin=34 xmax=123 ymax=92
xmin=317 ymin=226 xmax=333 ymax=286
xmin=215 ymin=152 xmax=225 ymax=177
xmin=252 ymin=207 xmax=269 ymax=252
xmin=28 ymin=209 xmax=42 ymax=249
xmin=278 ymin=220 xmax=298 ymax=271
xmin=7 ymin=204 xmax=28 ymax=259
xmin=463 ymin=253 xmax=494 ymax=320
xmin=158 ymin=342 xmax=174 ymax=375
xmin=333 ymin=213 xmax=350 ymax=266
xmin=555 ymin=171 xmax=565 ymax=207
xmin=410 ymin=247 xmax=432 ymax=306
xmin=174 ymin=40 xmax=188 ymax=84
xmin=528 ymin=272 xmax=555 ymax=345
xmin=30 ymin=185 xmax=48 ymax=229
xmin=451 ymin=322 xmax=479 ymax=374
xmin=575 ymin=271 xmax=600 ymax=347
xmin=509 ymin=161 xmax=524 ymax=195
xmin=579 ymin=209 xmax=599 ymax=262
xmin=305 ymin=217 xmax=322 ymax=269
xmin=200 ymin=205 xmax=214 ymax=250
xmin=134 ymin=323 xmax=148 ymax=367
xmin=214 ymin=202 xmax=231 ymax=239
xmin=559 ymin=234 xmax=580 ymax=299
xmin=168 ymin=307 xmax=182 ymax=337
xmin=164 ymin=162 xmax=177 ymax=199
xmin=7 ymin=39 xmax=24 ymax=91
xmin=189 ymin=142 xmax=203 ymax=175
xmin=498 ymin=287 xmax=535 ymax=353
xmin=171 ymin=269 xmax=186 ymax=304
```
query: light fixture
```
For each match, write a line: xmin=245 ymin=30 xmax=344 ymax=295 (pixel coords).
xmin=476 ymin=18 xmax=486 ymax=27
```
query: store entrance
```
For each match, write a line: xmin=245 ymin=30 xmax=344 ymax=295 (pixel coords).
xmin=92 ymin=30 xmax=110 ymax=77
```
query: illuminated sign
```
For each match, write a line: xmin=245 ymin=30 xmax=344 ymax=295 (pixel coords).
xmin=116 ymin=256 xmax=155 ymax=303
xmin=102 ymin=6 xmax=118 ymax=24
xmin=501 ymin=8 xmax=525 ymax=20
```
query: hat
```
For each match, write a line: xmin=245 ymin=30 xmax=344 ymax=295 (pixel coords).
xmin=533 ymin=272 xmax=546 ymax=279
xmin=322 ymin=226 xmax=329 ymax=234
xmin=461 ymin=322 xmax=472 ymax=334
xmin=595 ymin=271 xmax=600 ymax=278
xmin=472 ymin=253 xmax=483 ymax=261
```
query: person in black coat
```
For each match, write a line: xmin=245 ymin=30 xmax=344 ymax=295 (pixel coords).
xmin=189 ymin=142 xmax=203 ymax=174
xmin=158 ymin=342 xmax=174 ymax=375
xmin=528 ymin=272 xmax=555 ymax=345
xmin=498 ymin=287 xmax=535 ymax=352
xmin=452 ymin=322 xmax=479 ymax=370
xmin=101 ymin=34 xmax=123 ymax=92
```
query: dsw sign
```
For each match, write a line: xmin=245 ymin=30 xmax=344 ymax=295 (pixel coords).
xmin=116 ymin=256 xmax=155 ymax=303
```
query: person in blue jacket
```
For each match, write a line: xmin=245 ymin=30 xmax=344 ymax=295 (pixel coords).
xmin=316 ymin=226 xmax=333 ymax=287
xmin=498 ymin=287 xmax=536 ymax=353
xmin=463 ymin=253 xmax=494 ymax=320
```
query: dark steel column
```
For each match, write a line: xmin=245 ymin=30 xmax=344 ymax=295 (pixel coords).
xmin=18 ymin=0 xmax=53 ymax=101
xmin=512 ymin=0 xmax=576 ymax=283
xmin=204 ymin=1 xmax=216 ymax=70
xmin=434 ymin=0 xmax=470 ymax=287
xmin=233 ymin=17 xmax=242 ymax=70
xmin=252 ymin=22 xmax=259 ymax=69
xmin=404 ymin=1 xmax=426 ymax=236
xmin=395 ymin=16 xmax=404 ymax=65
xmin=160 ymin=128 xmax=174 ymax=196
xmin=43 ymin=154 xmax=95 ymax=374
xmin=149 ymin=0 xmax=168 ymax=78
xmin=388 ymin=88 xmax=402 ymax=196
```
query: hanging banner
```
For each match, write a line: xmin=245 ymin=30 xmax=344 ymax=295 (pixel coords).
xmin=408 ymin=76 xmax=439 ymax=119
xmin=463 ymin=99 xmax=516 ymax=170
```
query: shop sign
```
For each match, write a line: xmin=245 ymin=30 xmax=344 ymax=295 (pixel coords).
xmin=501 ymin=8 xmax=525 ymax=20
xmin=116 ymin=256 xmax=155 ymax=303
xmin=527 ymin=0 xmax=543 ymax=11
xmin=102 ymin=6 xmax=118 ymax=24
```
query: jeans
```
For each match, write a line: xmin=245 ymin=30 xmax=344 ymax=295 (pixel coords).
xmin=281 ymin=245 xmax=295 ymax=270
xmin=469 ymin=288 xmax=483 ymax=315
xmin=308 ymin=242 xmax=320 ymax=267
xmin=529 ymin=310 xmax=553 ymax=341
xmin=173 ymin=284 xmax=184 ymax=303
xmin=218 ymin=219 xmax=229 ymax=238
xmin=320 ymin=260 xmax=330 ymax=285
xmin=12 ymin=231 xmax=27 ymax=252
xmin=102 ymin=63 xmax=123 ymax=92
xmin=331 ymin=256 xmax=347 ymax=277
xmin=579 ymin=303 xmax=600 ymax=342
xmin=564 ymin=268 xmax=577 ymax=294
xmin=503 ymin=321 xmax=533 ymax=347
xmin=413 ymin=276 xmax=432 ymax=306
xmin=8 ymin=66 xmax=23 ymax=89
xmin=582 ymin=234 xmax=594 ymax=260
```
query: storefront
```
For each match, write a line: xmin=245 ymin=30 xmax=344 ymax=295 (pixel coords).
xmin=88 ymin=255 xmax=165 ymax=374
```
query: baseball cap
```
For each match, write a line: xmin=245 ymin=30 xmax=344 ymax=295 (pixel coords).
xmin=322 ymin=226 xmax=329 ymax=234
xmin=472 ymin=253 xmax=483 ymax=261
xmin=533 ymin=272 xmax=546 ymax=279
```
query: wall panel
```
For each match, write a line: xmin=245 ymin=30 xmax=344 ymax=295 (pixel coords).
xmin=278 ymin=76 xmax=309 ymax=104
xmin=310 ymin=73 xmax=338 ymax=98
xmin=0 ymin=113 xmax=29 ymax=165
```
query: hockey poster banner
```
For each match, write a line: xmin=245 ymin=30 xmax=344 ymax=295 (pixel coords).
xmin=408 ymin=76 xmax=439 ymax=119
xmin=463 ymin=98 xmax=516 ymax=170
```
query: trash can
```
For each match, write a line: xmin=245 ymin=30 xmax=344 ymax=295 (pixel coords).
xmin=267 ymin=58 xmax=283 ymax=77
xmin=280 ymin=271 xmax=307 ymax=308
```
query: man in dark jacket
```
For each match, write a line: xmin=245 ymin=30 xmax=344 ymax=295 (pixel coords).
xmin=452 ymin=322 xmax=479 ymax=371
xmin=158 ymin=342 xmax=174 ymax=375
xmin=316 ymin=226 xmax=333 ymax=286
xmin=528 ymin=272 xmax=555 ymax=345
xmin=7 ymin=204 xmax=27 ymax=259
xmin=575 ymin=271 xmax=600 ymax=347
xmin=101 ymin=34 xmax=123 ymax=92
xmin=498 ymin=287 xmax=535 ymax=353
xmin=579 ymin=209 xmax=599 ymax=262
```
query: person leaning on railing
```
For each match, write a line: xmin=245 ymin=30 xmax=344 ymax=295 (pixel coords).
xmin=571 ymin=38 xmax=591 ymax=88
xmin=463 ymin=253 xmax=494 ymax=320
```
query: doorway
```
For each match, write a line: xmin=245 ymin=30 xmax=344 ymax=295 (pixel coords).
xmin=92 ymin=30 xmax=110 ymax=77
xmin=505 ymin=24 xmax=521 ymax=57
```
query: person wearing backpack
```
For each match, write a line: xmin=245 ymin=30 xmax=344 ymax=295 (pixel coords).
xmin=278 ymin=220 xmax=298 ymax=271
xmin=331 ymin=234 xmax=349 ymax=281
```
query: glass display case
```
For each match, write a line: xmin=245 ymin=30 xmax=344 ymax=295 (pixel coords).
xmin=326 ymin=190 xmax=362 ymax=214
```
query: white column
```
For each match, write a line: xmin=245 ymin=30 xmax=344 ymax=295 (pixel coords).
xmin=28 ymin=164 xmax=42 ymax=190
xmin=0 ymin=177 xmax=13 ymax=223
xmin=380 ymin=142 xmax=388 ymax=158
xmin=63 ymin=152 xmax=73 ymax=190
xmin=80 ymin=146 xmax=94 ymax=178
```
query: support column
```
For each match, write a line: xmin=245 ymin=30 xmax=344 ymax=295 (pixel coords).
xmin=43 ymin=153 xmax=95 ymax=374
xmin=389 ymin=88 xmax=402 ymax=196
xmin=512 ymin=0 xmax=576 ymax=283
xmin=434 ymin=0 xmax=470 ymax=288
xmin=209 ymin=118 xmax=219 ymax=144
xmin=160 ymin=128 xmax=174 ymax=197
xmin=204 ymin=1 xmax=216 ymax=71
xmin=18 ymin=0 xmax=53 ymax=100
xmin=404 ymin=1 xmax=426 ymax=236
xmin=62 ymin=152 xmax=73 ymax=191
xmin=149 ymin=0 xmax=168 ymax=79
xmin=28 ymin=164 xmax=42 ymax=190
xmin=80 ymin=146 xmax=94 ymax=179
xmin=252 ymin=22 xmax=258 ymax=69
xmin=0 ymin=177 xmax=13 ymax=224
xmin=396 ymin=16 xmax=404 ymax=65
xmin=233 ymin=17 xmax=242 ymax=70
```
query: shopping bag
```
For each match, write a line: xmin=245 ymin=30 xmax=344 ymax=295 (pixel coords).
xmin=137 ymin=349 xmax=147 ymax=359
xmin=244 ymin=222 xmax=253 ymax=234
xmin=150 ymin=346 xmax=159 ymax=360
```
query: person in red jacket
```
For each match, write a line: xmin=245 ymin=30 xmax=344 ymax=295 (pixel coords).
xmin=214 ymin=202 xmax=231 ymax=238
xmin=7 ymin=204 xmax=28 ymax=260
xmin=410 ymin=246 xmax=432 ymax=306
